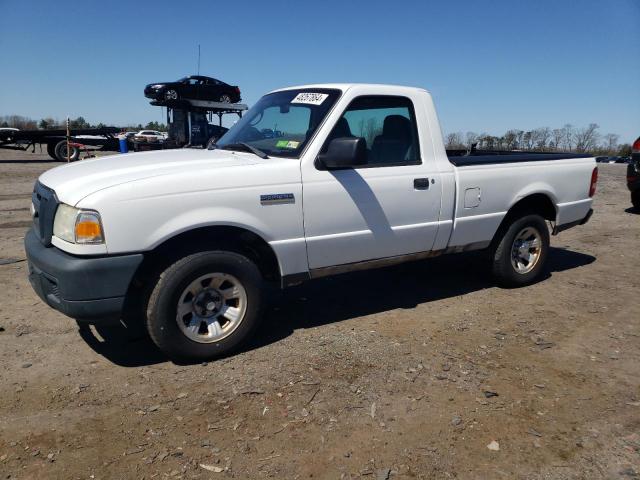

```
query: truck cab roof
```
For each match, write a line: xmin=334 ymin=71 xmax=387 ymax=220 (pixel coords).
xmin=270 ymin=83 xmax=430 ymax=95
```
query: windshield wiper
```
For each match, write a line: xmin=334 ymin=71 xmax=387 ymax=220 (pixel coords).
xmin=219 ymin=142 xmax=269 ymax=159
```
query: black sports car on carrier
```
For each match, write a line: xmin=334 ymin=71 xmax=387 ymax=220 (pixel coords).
xmin=144 ymin=75 xmax=241 ymax=103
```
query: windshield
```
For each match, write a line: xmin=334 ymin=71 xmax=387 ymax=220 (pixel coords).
xmin=215 ymin=88 xmax=341 ymax=158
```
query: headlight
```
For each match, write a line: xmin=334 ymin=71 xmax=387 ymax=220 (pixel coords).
xmin=53 ymin=204 xmax=105 ymax=244
xmin=53 ymin=204 xmax=77 ymax=242
xmin=151 ymin=84 xmax=163 ymax=89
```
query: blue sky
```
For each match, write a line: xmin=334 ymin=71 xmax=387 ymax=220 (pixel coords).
xmin=1 ymin=0 xmax=638 ymax=142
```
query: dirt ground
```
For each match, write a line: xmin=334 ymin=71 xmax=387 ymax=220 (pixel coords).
xmin=0 ymin=149 xmax=638 ymax=480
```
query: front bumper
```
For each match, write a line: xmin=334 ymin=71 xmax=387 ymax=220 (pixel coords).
xmin=24 ymin=228 xmax=143 ymax=322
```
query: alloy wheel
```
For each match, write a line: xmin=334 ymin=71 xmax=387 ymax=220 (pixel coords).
xmin=175 ymin=272 xmax=247 ymax=343
xmin=510 ymin=227 xmax=543 ymax=274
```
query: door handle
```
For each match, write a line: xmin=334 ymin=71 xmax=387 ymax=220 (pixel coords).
xmin=414 ymin=178 xmax=430 ymax=189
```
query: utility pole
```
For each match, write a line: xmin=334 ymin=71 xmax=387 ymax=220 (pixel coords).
xmin=197 ymin=44 xmax=201 ymax=75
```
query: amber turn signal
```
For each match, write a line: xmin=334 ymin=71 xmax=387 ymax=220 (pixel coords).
xmin=75 ymin=212 xmax=104 ymax=244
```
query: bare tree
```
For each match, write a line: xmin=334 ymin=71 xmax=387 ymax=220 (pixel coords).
xmin=618 ymin=144 xmax=632 ymax=157
xmin=551 ymin=129 xmax=563 ymax=150
xmin=573 ymin=123 xmax=600 ymax=152
xmin=476 ymin=133 xmax=489 ymax=149
xmin=602 ymin=133 xmax=619 ymax=153
xmin=465 ymin=131 xmax=478 ymax=148
xmin=533 ymin=127 xmax=551 ymax=150
xmin=445 ymin=132 xmax=464 ymax=149
xmin=478 ymin=134 xmax=499 ymax=150
xmin=0 ymin=115 xmax=37 ymax=129
xmin=444 ymin=123 xmax=619 ymax=155
xmin=561 ymin=124 xmax=574 ymax=151
xmin=503 ymin=130 xmax=519 ymax=149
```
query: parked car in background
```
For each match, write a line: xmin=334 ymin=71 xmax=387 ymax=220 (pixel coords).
xmin=595 ymin=156 xmax=609 ymax=163
xmin=627 ymin=137 xmax=640 ymax=209
xmin=144 ymin=76 xmax=241 ymax=103
xmin=134 ymin=130 xmax=165 ymax=143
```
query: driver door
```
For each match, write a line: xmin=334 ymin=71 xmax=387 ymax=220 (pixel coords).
xmin=301 ymin=94 xmax=442 ymax=270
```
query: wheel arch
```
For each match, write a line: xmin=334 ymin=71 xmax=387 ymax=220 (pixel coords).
xmin=134 ymin=225 xmax=282 ymax=285
xmin=490 ymin=192 xmax=557 ymax=248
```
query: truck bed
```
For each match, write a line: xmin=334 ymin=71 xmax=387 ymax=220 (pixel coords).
xmin=444 ymin=152 xmax=595 ymax=251
xmin=446 ymin=150 xmax=589 ymax=166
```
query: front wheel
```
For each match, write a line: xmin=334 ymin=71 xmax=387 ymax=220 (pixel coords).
xmin=491 ymin=214 xmax=550 ymax=287
xmin=146 ymin=251 xmax=264 ymax=361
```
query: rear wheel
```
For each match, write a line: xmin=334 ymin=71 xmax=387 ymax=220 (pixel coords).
xmin=491 ymin=214 xmax=550 ymax=287
xmin=632 ymin=190 xmax=640 ymax=210
xmin=146 ymin=251 xmax=264 ymax=361
xmin=54 ymin=140 xmax=80 ymax=162
xmin=218 ymin=94 xmax=232 ymax=103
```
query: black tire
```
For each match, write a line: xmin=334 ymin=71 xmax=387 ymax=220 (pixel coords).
xmin=632 ymin=190 xmax=640 ymax=210
xmin=491 ymin=214 xmax=550 ymax=287
xmin=146 ymin=251 xmax=264 ymax=362
xmin=218 ymin=94 xmax=232 ymax=103
xmin=54 ymin=140 xmax=80 ymax=162
xmin=46 ymin=142 xmax=57 ymax=160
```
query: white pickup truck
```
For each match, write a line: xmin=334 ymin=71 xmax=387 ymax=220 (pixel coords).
xmin=25 ymin=84 xmax=597 ymax=361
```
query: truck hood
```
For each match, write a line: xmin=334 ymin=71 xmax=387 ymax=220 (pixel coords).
xmin=38 ymin=149 xmax=262 ymax=206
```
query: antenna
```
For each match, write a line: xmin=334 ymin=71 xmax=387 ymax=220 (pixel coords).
xmin=197 ymin=44 xmax=201 ymax=75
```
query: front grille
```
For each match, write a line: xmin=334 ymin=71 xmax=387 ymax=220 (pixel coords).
xmin=32 ymin=181 xmax=59 ymax=247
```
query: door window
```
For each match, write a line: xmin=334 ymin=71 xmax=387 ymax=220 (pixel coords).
xmin=322 ymin=96 xmax=420 ymax=167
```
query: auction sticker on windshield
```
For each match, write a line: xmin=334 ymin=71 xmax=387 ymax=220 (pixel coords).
xmin=276 ymin=140 xmax=300 ymax=149
xmin=291 ymin=92 xmax=328 ymax=105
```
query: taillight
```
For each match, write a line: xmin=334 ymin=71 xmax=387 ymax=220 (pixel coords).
xmin=633 ymin=137 xmax=640 ymax=153
xmin=589 ymin=167 xmax=598 ymax=197
xmin=235 ymin=87 xmax=240 ymax=93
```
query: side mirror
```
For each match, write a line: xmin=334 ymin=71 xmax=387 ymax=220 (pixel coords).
xmin=317 ymin=137 xmax=367 ymax=169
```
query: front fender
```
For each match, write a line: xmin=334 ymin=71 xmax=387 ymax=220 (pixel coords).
xmin=147 ymin=206 xmax=274 ymax=250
